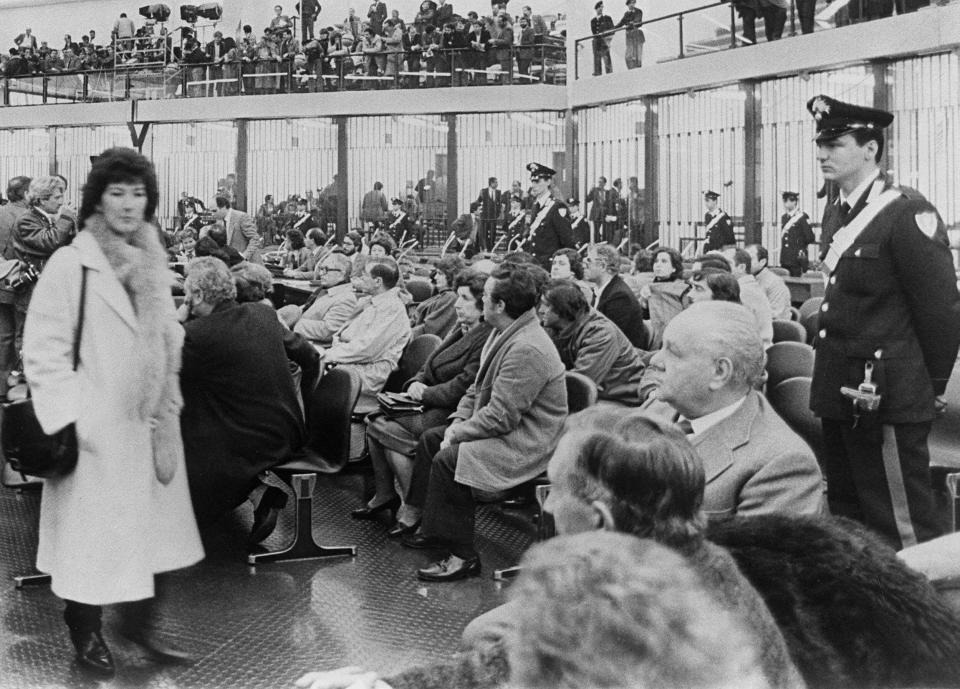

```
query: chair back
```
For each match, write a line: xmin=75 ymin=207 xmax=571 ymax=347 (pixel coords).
xmin=565 ymin=371 xmax=599 ymax=413
xmin=772 ymin=319 xmax=807 ymax=344
xmin=788 ymin=305 xmax=802 ymax=322
xmin=768 ymin=266 xmax=790 ymax=277
xmin=766 ymin=341 xmax=815 ymax=390
xmin=301 ymin=367 xmax=362 ymax=473
xmin=802 ymin=310 xmax=820 ymax=345
xmin=382 ymin=333 xmax=442 ymax=393
xmin=405 ymin=279 xmax=434 ymax=304
xmin=766 ymin=376 xmax=824 ymax=463
xmin=799 ymin=296 xmax=824 ymax=320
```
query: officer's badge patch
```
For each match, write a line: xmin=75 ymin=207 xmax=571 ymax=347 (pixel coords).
xmin=811 ymin=97 xmax=831 ymax=121
xmin=915 ymin=211 xmax=939 ymax=238
xmin=558 ymin=208 xmax=567 ymax=217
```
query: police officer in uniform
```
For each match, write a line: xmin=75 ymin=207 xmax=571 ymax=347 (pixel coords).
xmin=779 ymin=191 xmax=815 ymax=277
xmin=522 ymin=162 xmax=575 ymax=268
xmin=702 ymin=190 xmax=734 ymax=253
xmin=807 ymin=94 xmax=960 ymax=550
xmin=386 ymin=197 xmax=413 ymax=245
xmin=566 ymin=197 xmax=590 ymax=248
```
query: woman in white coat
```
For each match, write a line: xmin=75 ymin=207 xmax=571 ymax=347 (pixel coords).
xmin=23 ymin=148 xmax=204 ymax=678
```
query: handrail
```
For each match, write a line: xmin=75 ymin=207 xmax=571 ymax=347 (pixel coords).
xmin=0 ymin=43 xmax=567 ymax=106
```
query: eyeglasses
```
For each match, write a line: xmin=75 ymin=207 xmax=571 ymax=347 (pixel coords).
xmin=319 ymin=266 xmax=343 ymax=274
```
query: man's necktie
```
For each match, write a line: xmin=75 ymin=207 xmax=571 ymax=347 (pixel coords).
xmin=676 ymin=418 xmax=694 ymax=435
xmin=839 ymin=201 xmax=851 ymax=225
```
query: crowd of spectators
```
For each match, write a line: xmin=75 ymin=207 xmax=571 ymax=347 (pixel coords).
xmin=2 ymin=1 xmax=567 ymax=92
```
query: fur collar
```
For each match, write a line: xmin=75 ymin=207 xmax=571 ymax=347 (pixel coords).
xmin=82 ymin=213 xmax=180 ymax=421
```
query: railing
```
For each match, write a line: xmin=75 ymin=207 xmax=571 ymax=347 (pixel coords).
xmin=0 ymin=44 xmax=566 ymax=106
xmin=574 ymin=0 xmax=938 ymax=79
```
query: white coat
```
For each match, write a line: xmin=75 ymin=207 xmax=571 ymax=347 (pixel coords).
xmin=23 ymin=232 xmax=204 ymax=605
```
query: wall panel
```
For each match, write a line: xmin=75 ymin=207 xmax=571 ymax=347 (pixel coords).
xmin=457 ymin=112 xmax=566 ymax=220
xmin=346 ymin=116 xmax=447 ymax=231
xmin=246 ymin=119 xmax=339 ymax=220
xmin=149 ymin=122 xmax=237 ymax=228
xmin=52 ymin=124 xmax=130 ymax=210
xmin=888 ymin=52 xmax=960 ymax=226
xmin=576 ymin=101 xmax=645 ymax=222
xmin=0 ymin=128 xmax=50 ymax=192
xmin=656 ymin=85 xmax=745 ymax=253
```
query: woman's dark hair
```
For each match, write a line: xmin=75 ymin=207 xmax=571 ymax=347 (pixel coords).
xmin=195 ymin=236 xmax=221 ymax=258
xmin=454 ymin=269 xmax=488 ymax=311
xmin=490 ymin=263 xmax=540 ymax=319
xmin=654 ymin=247 xmax=685 ymax=282
xmin=219 ymin=245 xmax=244 ymax=267
xmin=551 ymin=248 xmax=584 ymax=279
xmin=287 ymin=228 xmax=305 ymax=250
xmin=633 ymin=249 xmax=654 ymax=273
xmin=307 ymin=228 xmax=325 ymax=246
xmin=434 ymin=254 xmax=466 ymax=287
xmin=343 ymin=230 xmax=363 ymax=248
xmin=207 ymin=225 xmax=227 ymax=247
xmin=232 ymin=262 xmax=274 ymax=302
xmin=79 ymin=147 xmax=159 ymax=226
xmin=544 ymin=279 xmax=589 ymax=322
xmin=369 ymin=233 xmax=396 ymax=255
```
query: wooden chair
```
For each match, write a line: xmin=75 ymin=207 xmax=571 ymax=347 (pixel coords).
xmin=772 ymin=318 xmax=807 ymax=344
xmin=766 ymin=341 xmax=815 ymax=391
xmin=382 ymin=333 xmax=442 ymax=393
xmin=248 ymin=367 xmax=361 ymax=565
xmin=493 ymin=372 xmax=598 ymax=581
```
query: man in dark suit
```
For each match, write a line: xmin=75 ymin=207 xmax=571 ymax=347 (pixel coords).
xmin=585 ymin=242 xmax=648 ymax=349
xmin=590 ymin=1 xmax=614 ymax=75
xmin=807 ymin=94 xmax=960 ymax=549
xmin=648 ymin=301 xmax=823 ymax=517
xmin=702 ymin=190 xmax=735 ymax=252
xmin=205 ymin=31 xmax=236 ymax=96
xmin=778 ymin=191 xmax=815 ymax=277
xmin=522 ymin=162 xmax=575 ymax=268
xmin=298 ymin=0 xmax=321 ymax=42
xmin=474 ymin=177 xmax=502 ymax=252
xmin=587 ymin=176 xmax=617 ymax=243
xmin=179 ymin=257 xmax=308 ymax=540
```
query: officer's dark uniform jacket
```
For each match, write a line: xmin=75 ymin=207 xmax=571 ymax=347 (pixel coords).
xmin=703 ymin=210 xmax=735 ymax=252
xmin=780 ymin=210 xmax=815 ymax=272
xmin=810 ymin=178 xmax=960 ymax=424
xmin=526 ymin=196 xmax=575 ymax=266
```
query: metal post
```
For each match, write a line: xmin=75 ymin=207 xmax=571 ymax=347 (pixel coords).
xmin=235 ymin=119 xmax=248 ymax=212
xmin=678 ymin=14 xmax=685 ymax=59
xmin=336 ymin=115 xmax=348 ymax=238
xmin=730 ymin=4 xmax=737 ymax=48
xmin=790 ymin=0 xmax=797 ymax=36
xmin=446 ymin=113 xmax=458 ymax=228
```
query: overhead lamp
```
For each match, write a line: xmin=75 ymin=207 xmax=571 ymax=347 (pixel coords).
xmin=179 ymin=5 xmax=198 ymax=22
xmin=139 ymin=4 xmax=171 ymax=22
xmin=197 ymin=3 xmax=223 ymax=20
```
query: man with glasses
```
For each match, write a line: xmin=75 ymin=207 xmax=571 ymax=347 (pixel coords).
xmin=584 ymin=243 xmax=648 ymax=348
xmin=281 ymin=252 xmax=357 ymax=344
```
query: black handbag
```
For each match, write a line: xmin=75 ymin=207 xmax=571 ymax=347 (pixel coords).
xmin=2 ymin=267 xmax=87 ymax=479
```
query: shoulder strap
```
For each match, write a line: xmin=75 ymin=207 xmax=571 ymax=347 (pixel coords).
xmin=73 ymin=266 xmax=87 ymax=371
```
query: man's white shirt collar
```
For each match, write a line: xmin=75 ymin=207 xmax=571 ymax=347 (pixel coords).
xmin=839 ymin=169 xmax=880 ymax=209
xmin=683 ymin=395 xmax=747 ymax=437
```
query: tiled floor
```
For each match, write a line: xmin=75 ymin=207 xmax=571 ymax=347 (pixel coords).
xmin=0 ymin=470 xmax=534 ymax=689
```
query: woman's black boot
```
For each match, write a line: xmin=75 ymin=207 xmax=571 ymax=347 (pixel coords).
xmin=64 ymin=600 xmax=115 ymax=678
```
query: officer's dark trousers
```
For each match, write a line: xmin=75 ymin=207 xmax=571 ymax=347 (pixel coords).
xmin=411 ymin=426 xmax=477 ymax=560
xmin=822 ymin=417 xmax=944 ymax=550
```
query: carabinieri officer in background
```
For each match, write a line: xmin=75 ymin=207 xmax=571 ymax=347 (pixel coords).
xmin=779 ymin=190 xmax=815 ymax=277
xmin=522 ymin=163 xmax=575 ymax=268
xmin=702 ymin=189 xmax=734 ymax=253
xmin=807 ymin=94 xmax=960 ymax=550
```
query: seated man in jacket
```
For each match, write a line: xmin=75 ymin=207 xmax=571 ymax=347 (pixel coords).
xmin=647 ymin=301 xmax=823 ymax=518
xmin=584 ymin=242 xmax=648 ymax=349
xmin=179 ymin=257 xmax=305 ymax=543
xmin=280 ymin=252 xmax=358 ymax=344
xmin=402 ymin=264 xmax=567 ymax=581
xmin=539 ymin=279 xmax=645 ymax=405
xmin=320 ymin=256 xmax=410 ymax=413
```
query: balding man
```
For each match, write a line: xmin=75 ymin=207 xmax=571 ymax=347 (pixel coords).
xmin=746 ymin=243 xmax=792 ymax=320
xmin=648 ymin=301 xmax=823 ymax=517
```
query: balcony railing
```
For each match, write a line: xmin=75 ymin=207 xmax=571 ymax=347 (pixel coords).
xmin=574 ymin=0 xmax=940 ymax=79
xmin=0 ymin=44 xmax=566 ymax=106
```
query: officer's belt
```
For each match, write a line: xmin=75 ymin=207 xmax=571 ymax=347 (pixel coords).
xmin=822 ymin=189 xmax=901 ymax=275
